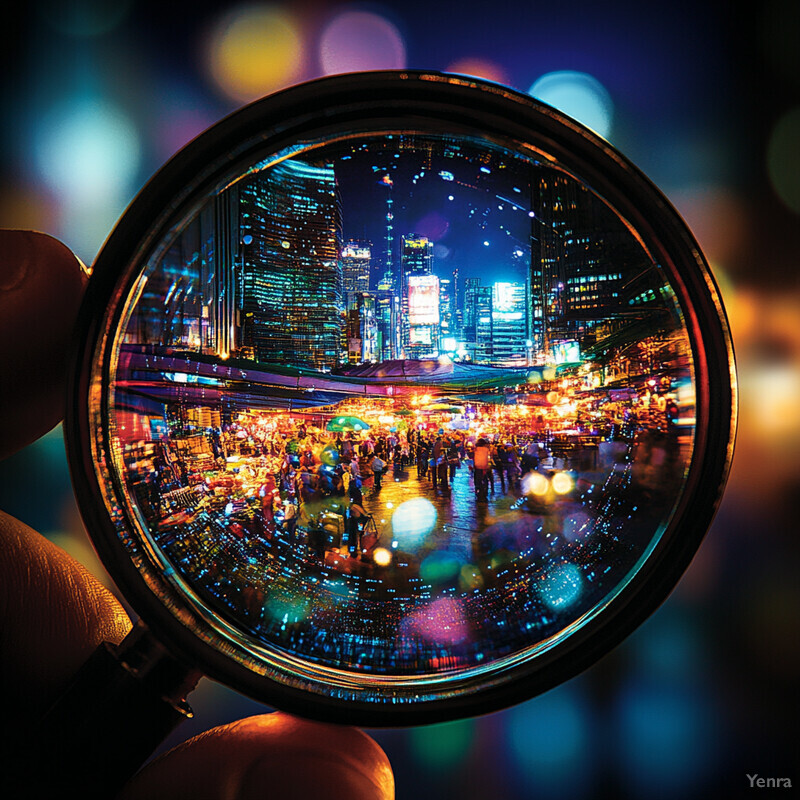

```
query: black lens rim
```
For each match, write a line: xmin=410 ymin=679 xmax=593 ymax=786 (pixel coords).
xmin=66 ymin=70 xmax=736 ymax=726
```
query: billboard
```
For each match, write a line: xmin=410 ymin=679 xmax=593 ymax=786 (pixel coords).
xmin=408 ymin=274 xmax=440 ymax=325
xmin=409 ymin=326 xmax=432 ymax=345
xmin=341 ymin=244 xmax=371 ymax=260
xmin=552 ymin=340 xmax=581 ymax=364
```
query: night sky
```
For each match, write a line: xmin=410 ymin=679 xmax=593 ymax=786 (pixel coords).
xmin=319 ymin=134 xmax=541 ymax=289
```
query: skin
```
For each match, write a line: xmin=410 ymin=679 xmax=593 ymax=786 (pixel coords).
xmin=0 ymin=230 xmax=394 ymax=799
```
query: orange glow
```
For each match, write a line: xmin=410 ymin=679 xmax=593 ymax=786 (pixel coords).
xmin=524 ymin=472 xmax=549 ymax=496
xmin=552 ymin=472 xmax=574 ymax=495
xmin=446 ymin=58 xmax=509 ymax=86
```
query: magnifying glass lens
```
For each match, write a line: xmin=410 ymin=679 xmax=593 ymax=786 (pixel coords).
xmin=72 ymin=74 xmax=734 ymax=724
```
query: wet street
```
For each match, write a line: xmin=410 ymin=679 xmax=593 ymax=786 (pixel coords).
xmin=360 ymin=461 xmax=522 ymax=560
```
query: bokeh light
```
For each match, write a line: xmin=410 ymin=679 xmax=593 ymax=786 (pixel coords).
xmin=206 ymin=4 xmax=305 ymax=103
xmin=669 ymin=185 xmax=749 ymax=268
xmin=766 ymin=106 xmax=800 ymax=214
xmin=408 ymin=718 xmax=476 ymax=770
xmin=538 ymin=563 xmax=583 ymax=610
xmin=529 ymin=71 xmax=614 ymax=139
xmin=265 ymin=593 xmax=310 ymax=625
xmin=551 ymin=471 xmax=573 ymax=495
xmin=507 ymin=686 xmax=594 ymax=799
xmin=150 ymin=82 xmax=219 ymax=161
xmin=630 ymin=607 xmax=705 ymax=681
xmin=319 ymin=10 xmax=406 ymax=75
xmin=563 ymin=511 xmax=590 ymax=542
xmin=614 ymin=681 xmax=718 ymax=797
xmin=522 ymin=471 xmax=549 ymax=496
xmin=420 ymin=550 xmax=462 ymax=583
xmin=391 ymin=497 xmax=437 ymax=550
xmin=409 ymin=597 xmax=468 ymax=645
xmin=32 ymin=98 xmax=141 ymax=203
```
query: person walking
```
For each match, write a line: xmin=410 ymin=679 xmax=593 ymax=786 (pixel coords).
xmin=473 ymin=437 xmax=491 ymax=498
xmin=347 ymin=479 xmax=367 ymax=556
xmin=447 ymin=438 xmax=461 ymax=485
xmin=418 ymin=438 xmax=429 ymax=479
xmin=371 ymin=453 xmax=385 ymax=489
xmin=431 ymin=435 xmax=444 ymax=489
xmin=493 ymin=443 xmax=508 ymax=493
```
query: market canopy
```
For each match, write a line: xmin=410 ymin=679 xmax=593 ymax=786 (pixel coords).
xmin=326 ymin=416 xmax=371 ymax=432
xmin=421 ymin=402 xmax=465 ymax=413
xmin=120 ymin=346 xmax=551 ymax=413
xmin=339 ymin=358 xmax=532 ymax=390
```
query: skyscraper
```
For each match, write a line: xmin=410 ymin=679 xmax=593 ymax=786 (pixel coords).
xmin=463 ymin=280 xmax=493 ymax=364
xmin=239 ymin=159 xmax=343 ymax=370
xmin=438 ymin=276 xmax=455 ymax=350
xmin=374 ymin=274 xmax=399 ymax=361
xmin=400 ymin=234 xmax=433 ymax=354
xmin=491 ymin=281 xmax=530 ymax=365
xmin=341 ymin=240 xmax=372 ymax=299
xmin=345 ymin=292 xmax=379 ymax=364
xmin=406 ymin=273 xmax=440 ymax=358
xmin=530 ymin=170 xmax=646 ymax=360
xmin=128 ymin=188 xmax=240 ymax=360
xmin=452 ymin=266 xmax=462 ymax=340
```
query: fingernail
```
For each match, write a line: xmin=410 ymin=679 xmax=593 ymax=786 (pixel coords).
xmin=239 ymin=750 xmax=394 ymax=800
xmin=0 ymin=229 xmax=33 ymax=290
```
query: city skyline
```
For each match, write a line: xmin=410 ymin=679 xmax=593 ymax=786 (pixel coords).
xmin=129 ymin=133 xmax=675 ymax=377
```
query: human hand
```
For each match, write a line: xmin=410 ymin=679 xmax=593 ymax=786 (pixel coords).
xmin=0 ymin=230 xmax=394 ymax=799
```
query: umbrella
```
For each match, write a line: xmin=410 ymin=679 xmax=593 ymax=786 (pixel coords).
xmin=423 ymin=403 xmax=464 ymax=413
xmin=326 ymin=415 xmax=371 ymax=432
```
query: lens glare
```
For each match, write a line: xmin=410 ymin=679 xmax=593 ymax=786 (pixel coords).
xmin=98 ymin=129 xmax=696 ymax=705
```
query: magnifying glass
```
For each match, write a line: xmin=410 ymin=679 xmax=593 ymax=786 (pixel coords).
xmin=23 ymin=71 xmax=736 ymax=794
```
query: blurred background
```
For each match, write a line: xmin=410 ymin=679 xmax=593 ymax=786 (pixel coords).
xmin=1 ymin=1 xmax=798 ymax=797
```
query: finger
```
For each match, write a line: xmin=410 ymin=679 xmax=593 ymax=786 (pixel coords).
xmin=0 ymin=229 xmax=88 ymax=460
xmin=0 ymin=510 xmax=132 ymax=723
xmin=119 ymin=712 xmax=394 ymax=800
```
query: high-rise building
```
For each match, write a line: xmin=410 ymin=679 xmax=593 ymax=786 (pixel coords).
xmin=382 ymin=174 xmax=395 ymax=288
xmin=400 ymin=234 xmax=433 ymax=353
xmin=374 ymin=266 xmax=400 ymax=361
xmin=438 ymin=276 xmax=455 ymax=350
xmin=341 ymin=241 xmax=372 ymax=298
xmin=491 ymin=281 xmax=530 ymax=365
xmin=463 ymin=280 xmax=493 ymax=364
xmin=461 ymin=279 xmax=530 ymax=365
xmin=463 ymin=277 xmax=480 ymax=343
xmin=127 ymin=188 xmax=240 ymax=360
xmin=530 ymin=170 xmax=647 ymax=361
xmin=451 ymin=267 xmax=462 ymax=339
xmin=239 ymin=159 xmax=343 ymax=370
xmin=345 ymin=292 xmax=379 ymax=364
xmin=406 ymin=273 xmax=440 ymax=358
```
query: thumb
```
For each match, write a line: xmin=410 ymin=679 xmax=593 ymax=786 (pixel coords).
xmin=0 ymin=230 xmax=88 ymax=460
xmin=118 ymin=713 xmax=395 ymax=800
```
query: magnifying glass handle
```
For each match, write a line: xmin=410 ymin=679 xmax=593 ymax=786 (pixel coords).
xmin=6 ymin=621 xmax=202 ymax=798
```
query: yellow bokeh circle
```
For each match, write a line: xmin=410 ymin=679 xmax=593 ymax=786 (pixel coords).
xmin=207 ymin=5 xmax=304 ymax=102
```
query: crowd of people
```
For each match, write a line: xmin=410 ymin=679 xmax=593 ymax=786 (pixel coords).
xmin=200 ymin=417 xmax=553 ymax=514
xmin=126 ymin=409 xmax=562 ymax=561
xmin=123 ymin=382 xmax=686 ymax=570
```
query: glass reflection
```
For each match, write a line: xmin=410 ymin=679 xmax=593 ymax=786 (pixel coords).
xmin=109 ymin=132 xmax=694 ymax=682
